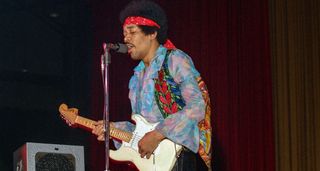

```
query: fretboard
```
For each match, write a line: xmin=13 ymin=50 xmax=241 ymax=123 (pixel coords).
xmin=75 ymin=115 xmax=132 ymax=143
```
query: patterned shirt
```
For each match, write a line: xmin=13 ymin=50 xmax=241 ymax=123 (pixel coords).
xmin=113 ymin=45 xmax=205 ymax=153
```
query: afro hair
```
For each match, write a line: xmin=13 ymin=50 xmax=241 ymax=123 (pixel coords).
xmin=119 ymin=0 xmax=168 ymax=44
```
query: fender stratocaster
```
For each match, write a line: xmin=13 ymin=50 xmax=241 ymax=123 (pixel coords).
xmin=58 ymin=103 xmax=182 ymax=171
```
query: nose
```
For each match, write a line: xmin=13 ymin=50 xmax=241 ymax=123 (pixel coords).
xmin=124 ymin=35 xmax=130 ymax=43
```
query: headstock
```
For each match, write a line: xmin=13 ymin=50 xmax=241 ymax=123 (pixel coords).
xmin=59 ymin=103 xmax=79 ymax=127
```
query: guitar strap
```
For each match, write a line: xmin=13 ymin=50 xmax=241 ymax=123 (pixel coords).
xmin=154 ymin=50 xmax=212 ymax=169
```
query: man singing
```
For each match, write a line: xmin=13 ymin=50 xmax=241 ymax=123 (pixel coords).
xmin=92 ymin=0 xmax=212 ymax=170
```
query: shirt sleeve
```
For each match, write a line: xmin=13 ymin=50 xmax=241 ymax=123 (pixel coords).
xmin=155 ymin=50 xmax=205 ymax=153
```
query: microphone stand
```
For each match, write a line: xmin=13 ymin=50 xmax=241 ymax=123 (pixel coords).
xmin=101 ymin=43 xmax=111 ymax=171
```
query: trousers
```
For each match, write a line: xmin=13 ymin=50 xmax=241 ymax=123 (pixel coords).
xmin=171 ymin=148 xmax=207 ymax=171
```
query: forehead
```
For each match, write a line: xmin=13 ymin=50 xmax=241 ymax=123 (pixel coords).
xmin=123 ymin=24 xmax=140 ymax=31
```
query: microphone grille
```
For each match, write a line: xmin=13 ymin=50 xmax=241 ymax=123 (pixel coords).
xmin=117 ymin=43 xmax=128 ymax=53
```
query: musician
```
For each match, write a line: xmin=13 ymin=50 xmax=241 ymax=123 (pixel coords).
xmin=92 ymin=0 xmax=212 ymax=170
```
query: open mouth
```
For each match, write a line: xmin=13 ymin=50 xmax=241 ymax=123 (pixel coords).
xmin=126 ymin=44 xmax=134 ymax=53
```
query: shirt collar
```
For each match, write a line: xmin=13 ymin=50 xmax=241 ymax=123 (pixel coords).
xmin=133 ymin=45 xmax=167 ymax=73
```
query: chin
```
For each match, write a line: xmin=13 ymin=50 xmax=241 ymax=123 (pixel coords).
xmin=130 ymin=53 xmax=140 ymax=60
xmin=130 ymin=54 xmax=139 ymax=61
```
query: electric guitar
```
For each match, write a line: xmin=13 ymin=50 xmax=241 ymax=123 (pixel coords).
xmin=58 ymin=103 xmax=182 ymax=171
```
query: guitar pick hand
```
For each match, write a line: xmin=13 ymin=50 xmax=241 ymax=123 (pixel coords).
xmin=138 ymin=130 xmax=165 ymax=159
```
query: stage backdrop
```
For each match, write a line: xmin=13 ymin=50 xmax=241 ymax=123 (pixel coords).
xmin=88 ymin=0 xmax=274 ymax=171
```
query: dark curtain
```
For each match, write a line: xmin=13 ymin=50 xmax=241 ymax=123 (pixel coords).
xmin=88 ymin=0 xmax=274 ymax=171
xmin=270 ymin=0 xmax=320 ymax=170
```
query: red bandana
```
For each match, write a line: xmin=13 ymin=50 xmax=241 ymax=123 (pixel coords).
xmin=124 ymin=16 xmax=160 ymax=28
xmin=123 ymin=16 xmax=176 ymax=49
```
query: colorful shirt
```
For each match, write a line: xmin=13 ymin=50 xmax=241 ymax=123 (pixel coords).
xmin=113 ymin=45 xmax=205 ymax=153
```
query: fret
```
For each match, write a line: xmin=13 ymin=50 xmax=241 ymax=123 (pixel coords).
xmin=110 ymin=127 xmax=132 ymax=143
xmin=75 ymin=116 xmax=96 ymax=129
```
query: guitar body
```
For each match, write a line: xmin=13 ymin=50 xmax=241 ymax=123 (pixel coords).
xmin=110 ymin=114 xmax=182 ymax=171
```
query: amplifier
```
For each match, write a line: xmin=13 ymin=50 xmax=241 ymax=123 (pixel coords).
xmin=13 ymin=142 xmax=85 ymax=171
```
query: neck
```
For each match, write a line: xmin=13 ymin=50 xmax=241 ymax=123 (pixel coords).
xmin=143 ymin=42 xmax=160 ymax=67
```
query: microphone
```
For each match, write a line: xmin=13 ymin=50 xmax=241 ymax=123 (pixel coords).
xmin=106 ymin=43 xmax=128 ymax=53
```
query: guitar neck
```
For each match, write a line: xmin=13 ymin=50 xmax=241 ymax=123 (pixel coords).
xmin=75 ymin=115 xmax=132 ymax=143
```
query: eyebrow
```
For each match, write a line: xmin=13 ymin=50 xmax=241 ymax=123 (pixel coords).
xmin=123 ymin=26 xmax=139 ymax=35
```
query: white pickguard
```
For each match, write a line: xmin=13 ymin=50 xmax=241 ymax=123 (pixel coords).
xmin=109 ymin=114 xmax=182 ymax=171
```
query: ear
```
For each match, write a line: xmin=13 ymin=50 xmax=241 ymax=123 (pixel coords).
xmin=149 ymin=31 xmax=158 ymax=40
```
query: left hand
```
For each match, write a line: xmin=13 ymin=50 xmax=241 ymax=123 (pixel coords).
xmin=92 ymin=120 xmax=115 ymax=141
xmin=138 ymin=130 xmax=165 ymax=159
